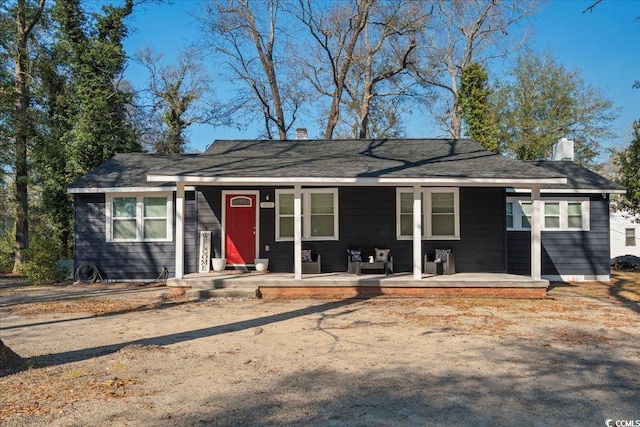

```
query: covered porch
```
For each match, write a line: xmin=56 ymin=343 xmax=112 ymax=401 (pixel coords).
xmin=145 ymin=139 xmax=568 ymax=284
xmin=166 ymin=182 xmax=552 ymax=281
xmin=168 ymin=271 xmax=550 ymax=299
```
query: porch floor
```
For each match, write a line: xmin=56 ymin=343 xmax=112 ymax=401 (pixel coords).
xmin=168 ymin=272 xmax=549 ymax=299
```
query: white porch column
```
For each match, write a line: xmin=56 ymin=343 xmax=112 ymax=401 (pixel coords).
xmin=293 ymin=185 xmax=302 ymax=279
xmin=175 ymin=182 xmax=185 ymax=279
xmin=413 ymin=185 xmax=422 ymax=280
xmin=531 ymin=185 xmax=542 ymax=280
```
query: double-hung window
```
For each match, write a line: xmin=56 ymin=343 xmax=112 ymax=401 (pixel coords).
xmin=506 ymin=202 xmax=514 ymax=229
xmin=396 ymin=188 xmax=460 ymax=240
xmin=544 ymin=202 xmax=561 ymax=229
xmin=275 ymin=188 xmax=338 ymax=241
xmin=507 ymin=198 xmax=589 ymax=231
xmin=107 ymin=193 xmax=173 ymax=242
xmin=626 ymin=228 xmax=636 ymax=246
xmin=567 ymin=202 xmax=584 ymax=229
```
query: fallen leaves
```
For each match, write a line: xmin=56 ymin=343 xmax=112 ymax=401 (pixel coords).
xmin=3 ymin=297 xmax=161 ymax=317
xmin=0 ymin=366 xmax=139 ymax=419
xmin=0 ymin=345 xmax=164 ymax=420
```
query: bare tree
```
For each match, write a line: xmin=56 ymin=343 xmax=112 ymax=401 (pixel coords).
xmin=201 ymin=0 xmax=300 ymax=140
xmin=340 ymin=0 xmax=426 ymax=139
xmin=294 ymin=0 xmax=375 ymax=139
xmin=136 ymin=47 xmax=222 ymax=153
xmin=414 ymin=0 xmax=537 ymax=138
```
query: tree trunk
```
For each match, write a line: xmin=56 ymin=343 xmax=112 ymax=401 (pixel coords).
xmin=0 ymin=338 xmax=25 ymax=374
xmin=11 ymin=0 xmax=45 ymax=274
xmin=449 ymin=66 xmax=462 ymax=139
xmin=323 ymin=0 xmax=373 ymax=140
xmin=12 ymin=1 xmax=30 ymax=274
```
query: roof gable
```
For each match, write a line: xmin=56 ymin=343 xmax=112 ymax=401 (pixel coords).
xmin=527 ymin=160 xmax=625 ymax=193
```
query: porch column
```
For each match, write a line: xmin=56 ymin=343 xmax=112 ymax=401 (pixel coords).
xmin=413 ymin=185 xmax=422 ymax=280
xmin=293 ymin=185 xmax=302 ymax=279
xmin=175 ymin=182 xmax=185 ymax=279
xmin=531 ymin=185 xmax=542 ymax=280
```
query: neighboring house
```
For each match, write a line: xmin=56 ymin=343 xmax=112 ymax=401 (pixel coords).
xmin=610 ymin=208 xmax=640 ymax=258
xmin=68 ymin=137 xmax=624 ymax=282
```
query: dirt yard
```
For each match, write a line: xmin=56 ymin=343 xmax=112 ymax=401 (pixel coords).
xmin=1 ymin=273 xmax=639 ymax=426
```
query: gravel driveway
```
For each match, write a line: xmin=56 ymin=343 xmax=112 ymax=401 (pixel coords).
xmin=1 ymin=274 xmax=639 ymax=426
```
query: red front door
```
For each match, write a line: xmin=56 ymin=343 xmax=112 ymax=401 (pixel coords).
xmin=225 ymin=194 xmax=257 ymax=265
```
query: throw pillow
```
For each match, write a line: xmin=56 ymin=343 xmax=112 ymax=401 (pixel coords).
xmin=302 ymin=249 xmax=313 ymax=263
xmin=347 ymin=248 xmax=362 ymax=262
xmin=435 ymin=248 xmax=451 ymax=263
xmin=374 ymin=248 xmax=391 ymax=262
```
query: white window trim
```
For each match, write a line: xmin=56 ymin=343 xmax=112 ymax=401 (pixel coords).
xmin=396 ymin=187 xmax=460 ymax=240
xmin=507 ymin=197 xmax=589 ymax=231
xmin=106 ymin=192 xmax=173 ymax=242
xmin=275 ymin=188 xmax=339 ymax=242
xmin=625 ymin=228 xmax=636 ymax=246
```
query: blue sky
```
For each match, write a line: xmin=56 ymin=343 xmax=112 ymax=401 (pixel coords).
xmin=122 ymin=0 xmax=640 ymax=156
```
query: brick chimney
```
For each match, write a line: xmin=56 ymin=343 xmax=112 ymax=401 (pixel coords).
xmin=295 ymin=128 xmax=308 ymax=140
xmin=552 ymin=137 xmax=574 ymax=161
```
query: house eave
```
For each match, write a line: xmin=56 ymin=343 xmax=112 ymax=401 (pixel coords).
xmin=508 ymin=188 xmax=626 ymax=194
xmin=146 ymin=175 xmax=567 ymax=187
xmin=67 ymin=186 xmax=196 ymax=194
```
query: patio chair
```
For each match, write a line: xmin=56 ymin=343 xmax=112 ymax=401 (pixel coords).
xmin=302 ymin=249 xmax=321 ymax=274
xmin=424 ymin=249 xmax=455 ymax=275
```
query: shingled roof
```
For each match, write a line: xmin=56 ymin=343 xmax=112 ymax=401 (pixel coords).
xmin=69 ymin=138 xmax=579 ymax=192
xmin=526 ymin=160 xmax=625 ymax=193
xmin=68 ymin=153 xmax=193 ymax=191
xmin=146 ymin=138 xmax=565 ymax=183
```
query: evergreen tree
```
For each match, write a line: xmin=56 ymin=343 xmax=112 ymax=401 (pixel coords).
xmin=459 ymin=63 xmax=498 ymax=152
xmin=616 ymin=120 xmax=640 ymax=216
xmin=492 ymin=51 xmax=618 ymax=167
xmin=31 ymin=36 xmax=75 ymax=257
xmin=54 ymin=0 xmax=139 ymax=180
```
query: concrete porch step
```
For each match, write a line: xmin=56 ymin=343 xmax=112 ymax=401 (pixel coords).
xmin=167 ymin=273 xmax=265 ymax=290
xmin=185 ymin=287 xmax=258 ymax=300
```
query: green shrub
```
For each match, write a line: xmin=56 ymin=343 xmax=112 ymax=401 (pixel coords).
xmin=0 ymin=230 xmax=14 ymax=274
xmin=21 ymin=231 xmax=66 ymax=286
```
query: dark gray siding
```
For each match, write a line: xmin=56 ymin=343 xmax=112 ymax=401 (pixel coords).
xmin=506 ymin=195 xmax=611 ymax=277
xmin=74 ymin=191 xmax=196 ymax=280
xmin=194 ymin=186 xmax=507 ymax=273
xmin=183 ymin=191 xmax=198 ymax=275
xmin=454 ymin=187 xmax=506 ymax=273
xmin=196 ymin=187 xmax=223 ymax=261
xmin=195 ymin=186 xmax=277 ymax=268
xmin=506 ymin=231 xmax=530 ymax=275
